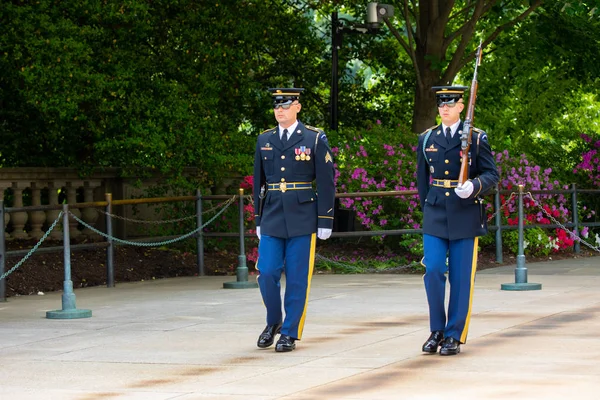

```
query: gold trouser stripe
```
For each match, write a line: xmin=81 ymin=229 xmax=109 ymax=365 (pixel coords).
xmin=255 ymin=257 xmax=265 ymax=308
xmin=296 ymin=233 xmax=317 ymax=339
xmin=460 ymin=237 xmax=479 ymax=343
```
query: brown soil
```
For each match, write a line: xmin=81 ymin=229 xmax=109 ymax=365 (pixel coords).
xmin=2 ymin=238 xmax=596 ymax=298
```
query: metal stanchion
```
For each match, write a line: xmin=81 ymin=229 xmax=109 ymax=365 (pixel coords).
xmin=105 ymin=193 xmax=114 ymax=287
xmin=46 ymin=204 xmax=92 ymax=318
xmin=0 ymin=200 xmax=6 ymax=302
xmin=223 ymin=188 xmax=258 ymax=289
xmin=494 ymin=184 xmax=503 ymax=263
xmin=501 ymin=185 xmax=542 ymax=291
xmin=196 ymin=189 xmax=204 ymax=276
xmin=572 ymin=183 xmax=580 ymax=254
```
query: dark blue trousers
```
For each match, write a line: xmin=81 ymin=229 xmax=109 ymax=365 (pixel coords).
xmin=257 ymin=233 xmax=316 ymax=340
xmin=422 ymin=234 xmax=478 ymax=343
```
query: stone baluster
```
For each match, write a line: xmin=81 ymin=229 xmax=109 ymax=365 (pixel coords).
xmin=66 ymin=181 xmax=82 ymax=239
xmin=81 ymin=181 xmax=101 ymax=240
xmin=46 ymin=181 xmax=65 ymax=240
xmin=28 ymin=182 xmax=47 ymax=240
xmin=0 ymin=183 xmax=11 ymax=240
xmin=10 ymin=182 xmax=30 ymax=239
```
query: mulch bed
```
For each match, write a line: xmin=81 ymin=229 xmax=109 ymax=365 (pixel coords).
xmin=2 ymin=238 xmax=596 ymax=297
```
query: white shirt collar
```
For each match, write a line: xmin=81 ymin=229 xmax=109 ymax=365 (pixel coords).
xmin=442 ymin=120 xmax=461 ymax=138
xmin=279 ymin=121 xmax=298 ymax=139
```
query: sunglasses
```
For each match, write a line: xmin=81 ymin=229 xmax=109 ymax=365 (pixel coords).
xmin=437 ymin=101 xmax=460 ymax=108
xmin=273 ymin=102 xmax=297 ymax=110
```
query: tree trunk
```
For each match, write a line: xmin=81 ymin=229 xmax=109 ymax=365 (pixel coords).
xmin=412 ymin=85 xmax=439 ymax=133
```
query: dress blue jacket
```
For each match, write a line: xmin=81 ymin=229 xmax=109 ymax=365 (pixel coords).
xmin=253 ymin=121 xmax=335 ymax=239
xmin=416 ymin=122 xmax=499 ymax=240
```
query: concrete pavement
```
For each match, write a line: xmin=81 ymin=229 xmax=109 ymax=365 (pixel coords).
xmin=1 ymin=255 xmax=599 ymax=399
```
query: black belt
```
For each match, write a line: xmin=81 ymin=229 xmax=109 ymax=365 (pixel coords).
xmin=267 ymin=182 xmax=312 ymax=193
xmin=431 ymin=179 xmax=459 ymax=188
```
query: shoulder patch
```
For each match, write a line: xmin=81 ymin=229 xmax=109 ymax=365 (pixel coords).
xmin=307 ymin=125 xmax=328 ymax=144
xmin=319 ymin=133 xmax=329 ymax=145
xmin=473 ymin=127 xmax=488 ymax=142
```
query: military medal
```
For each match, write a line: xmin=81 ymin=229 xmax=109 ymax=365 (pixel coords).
xmin=305 ymin=148 xmax=311 ymax=161
xmin=300 ymin=145 xmax=306 ymax=160
xmin=295 ymin=148 xmax=301 ymax=161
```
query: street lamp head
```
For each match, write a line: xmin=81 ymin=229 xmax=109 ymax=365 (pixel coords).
xmin=366 ymin=3 xmax=395 ymax=30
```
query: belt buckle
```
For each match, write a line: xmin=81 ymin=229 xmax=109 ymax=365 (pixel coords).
xmin=280 ymin=182 xmax=287 ymax=192
xmin=443 ymin=180 xmax=451 ymax=188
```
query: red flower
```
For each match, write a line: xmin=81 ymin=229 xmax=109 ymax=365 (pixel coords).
xmin=240 ymin=175 xmax=254 ymax=190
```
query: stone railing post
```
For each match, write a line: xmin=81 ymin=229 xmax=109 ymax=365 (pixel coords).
xmin=81 ymin=181 xmax=101 ymax=239
xmin=0 ymin=183 xmax=11 ymax=240
xmin=28 ymin=182 xmax=47 ymax=239
xmin=66 ymin=181 xmax=83 ymax=239
xmin=10 ymin=182 xmax=30 ymax=239
xmin=47 ymin=181 xmax=65 ymax=240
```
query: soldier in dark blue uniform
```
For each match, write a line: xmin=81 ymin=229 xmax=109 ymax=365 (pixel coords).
xmin=253 ymin=88 xmax=335 ymax=352
xmin=417 ymin=86 xmax=499 ymax=355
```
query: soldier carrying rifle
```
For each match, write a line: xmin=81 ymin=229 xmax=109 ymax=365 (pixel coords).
xmin=416 ymin=45 xmax=499 ymax=356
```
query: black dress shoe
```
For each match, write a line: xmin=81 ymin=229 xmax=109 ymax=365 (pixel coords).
xmin=440 ymin=337 xmax=461 ymax=356
xmin=257 ymin=322 xmax=282 ymax=348
xmin=275 ymin=334 xmax=296 ymax=352
xmin=422 ymin=331 xmax=444 ymax=353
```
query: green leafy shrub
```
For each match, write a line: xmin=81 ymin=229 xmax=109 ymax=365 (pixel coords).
xmin=503 ymin=227 xmax=552 ymax=257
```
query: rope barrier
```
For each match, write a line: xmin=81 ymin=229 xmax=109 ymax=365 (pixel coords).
xmin=69 ymin=195 xmax=236 ymax=247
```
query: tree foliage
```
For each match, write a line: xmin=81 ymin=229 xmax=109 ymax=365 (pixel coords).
xmin=476 ymin=0 xmax=600 ymax=177
xmin=1 ymin=0 xmax=600 ymax=190
xmin=308 ymin=0 xmax=544 ymax=132
xmin=0 ymin=0 xmax=328 ymax=188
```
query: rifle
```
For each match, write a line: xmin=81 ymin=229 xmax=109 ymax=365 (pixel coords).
xmin=458 ymin=42 xmax=484 ymax=184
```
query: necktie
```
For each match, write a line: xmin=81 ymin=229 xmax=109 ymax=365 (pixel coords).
xmin=282 ymin=129 xmax=289 ymax=145
xmin=445 ymin=127 xmax=452 ymax=143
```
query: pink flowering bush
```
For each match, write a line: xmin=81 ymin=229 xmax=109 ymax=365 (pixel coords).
xmin=482 ymin=148 xmax=596 ymax=255
xmin=573 ymin=133 xmax=600 ymax=187
xmin=332 ymin=124 xmax=421 ymax=247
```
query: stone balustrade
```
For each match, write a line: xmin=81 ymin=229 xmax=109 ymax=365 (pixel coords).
xmin=0 ymin=167 xmax=240 ymax=241
xmin=0 ymin=169 xmax=106 ymax=241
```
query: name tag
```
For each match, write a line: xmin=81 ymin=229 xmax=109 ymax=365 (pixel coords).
xmin=261 ymin=147 xmax=273 ymax=151
xmin=425 ymin=147 xmax=438 ymax=152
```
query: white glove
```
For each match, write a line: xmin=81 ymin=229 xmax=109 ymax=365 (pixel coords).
xmin=455 ymin=180 xmax=474 ymax=199
xmin=256 ymin=226 xmax=261 ymax=240
xmin=317 ymin=228 xmax=332 ymax=240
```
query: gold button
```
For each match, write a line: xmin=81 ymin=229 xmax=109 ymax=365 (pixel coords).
xmin=264 ymin=157 xmax=267 ymax=160
xmin=311 ymin=198 xmax=314 ymax=201
xmin=281 ymin=167 xmax=285 ymax=171
xmin=444 ymin=171 xmax=449 ymax=175
xmin=445 ymin=160 xmax=449 ymax=164
xmin=281 ymin=155 xmax=285 ymax=159
xmin=475 ymin=200 xmax=478 ymax=204
xmin=281 ymin=178 xmax=285 ymax=182
xmin=445 ymin=192 xmax=450 ymax=197
xmin=429 ymin=158 xmax=432 ymax=162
